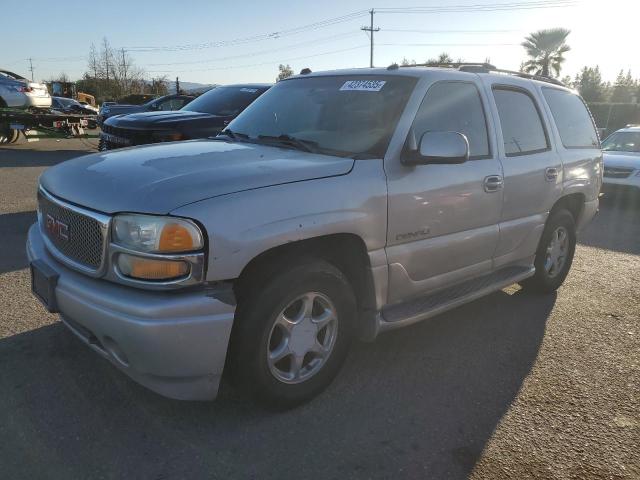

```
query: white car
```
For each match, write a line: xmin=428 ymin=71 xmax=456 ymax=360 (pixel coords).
xmin=0 ymin=69 xmax=51 ymax=109
xmin=78 ymin=101 xmax=99 ymax=113
xmin=602 ymin=126 xmax=640 ymax=194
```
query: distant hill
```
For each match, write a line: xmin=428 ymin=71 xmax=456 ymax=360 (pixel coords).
xmin=166 ymin=81 xmax=217 ymax=94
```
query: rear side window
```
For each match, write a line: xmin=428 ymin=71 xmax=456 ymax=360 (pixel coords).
xmin=542 ymin=88 xmax=599 ymax=148
xmin=493 ymin=88 xmax=549 ymax=156
xmin=410 ymin=81 xmax=490 ymax=158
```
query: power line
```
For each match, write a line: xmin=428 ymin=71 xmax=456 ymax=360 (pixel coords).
xmin=375 ymin=0 xmax=577 ymax=14
xmin=378 ymin=42 xmax=519 ymax=47
xmin=124 ymin=10 xmax=369 ymax=52
xmin=144 ymin=31 xmax=361 ymax=67
xmin=383 ymin=28 xmax=518 ymax=34
xmin=145 ymin=45 xmax=369 ymax=74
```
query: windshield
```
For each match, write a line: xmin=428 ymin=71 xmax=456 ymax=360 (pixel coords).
xmin=602 ymin=131 xmax=640 ymax=153
xmin=182 ymin=87 xmax=266 ymax=116
xmin=225 ymin=75 xmax=417 ymax=158
xmin=55 ymin=97 xmax=78 ymax=107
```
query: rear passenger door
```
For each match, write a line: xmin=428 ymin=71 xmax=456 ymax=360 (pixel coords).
xmin=483 ymin=79 xmax=562 ymax=269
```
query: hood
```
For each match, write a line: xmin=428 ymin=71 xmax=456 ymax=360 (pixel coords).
xmin=102 ymin=104 xmax=146 ymax=116
xmin=603 ymin=151 xmax=640 ymax=168
xmin=40 ymin=140 xmax=354 ymax=214
xmin=105 ymin=110 xmax=229 ymax=130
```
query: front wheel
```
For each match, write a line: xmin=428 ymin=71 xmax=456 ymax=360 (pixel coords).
xmin=230 ymin=259 xmax=356 ymax=408
xmin=521 ymin=209 xmax=576 ymax=293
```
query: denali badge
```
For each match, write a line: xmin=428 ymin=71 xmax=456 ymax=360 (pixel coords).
xmin=45 ymin=214 xmax=69 ymax=241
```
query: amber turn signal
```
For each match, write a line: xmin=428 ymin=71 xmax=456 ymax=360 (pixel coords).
xmin=117 ymin=254 xmax=189 ymax=281
xmin=159 ymin=223 xmax=196 ymax=252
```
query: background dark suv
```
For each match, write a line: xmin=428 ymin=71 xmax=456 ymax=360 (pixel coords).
xmin=99 ymin=84 xmax=270 ymax=151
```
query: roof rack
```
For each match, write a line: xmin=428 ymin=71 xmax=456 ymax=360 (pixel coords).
xmin=396 ymin=62 xmax=565 ymax=87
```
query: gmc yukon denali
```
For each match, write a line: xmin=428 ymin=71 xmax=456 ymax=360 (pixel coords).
xmin=27 ymin=65 xmax=602 ymax=407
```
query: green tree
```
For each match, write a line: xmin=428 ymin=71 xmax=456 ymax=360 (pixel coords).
xmin=521 ymin=28 xmax=571 ymax=77
xmin=426 ymin=52 xmax=455 ymax=65
xmin=573 ymin=66 xmax=607 ymax=102
xmin=611 ymin=70 xmax=635 ymax=103
xmin=276 ymin=64 xmax=294 ymax=82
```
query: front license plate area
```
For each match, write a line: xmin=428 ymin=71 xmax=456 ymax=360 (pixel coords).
xmin=31 ymin=260 xmax=59 ymax=313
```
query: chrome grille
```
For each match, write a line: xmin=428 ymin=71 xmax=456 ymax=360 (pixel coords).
xmin=38 ymin=191 xmax=105 ymax=270
xmin=603 ymin=166 xmax=634 ymax=179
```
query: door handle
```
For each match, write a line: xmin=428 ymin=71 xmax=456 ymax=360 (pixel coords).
xmin=483 ymin=175 xmax=503 ymax=193
xmin=545 ymin=167 xmax=559 ymax=181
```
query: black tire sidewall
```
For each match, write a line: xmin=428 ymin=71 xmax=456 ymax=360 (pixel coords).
xmin=530 ymin=209 xmax=576 ymax=292
xmin=232 ymin=259 xmax=356 ymax=407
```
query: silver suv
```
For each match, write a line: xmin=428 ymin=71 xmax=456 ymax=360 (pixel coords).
xmin=27 ymin=65 xmax=602 ymax=406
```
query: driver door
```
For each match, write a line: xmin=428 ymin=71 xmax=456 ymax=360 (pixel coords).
xmin=385 ymin=80 xmax=503 ymax=304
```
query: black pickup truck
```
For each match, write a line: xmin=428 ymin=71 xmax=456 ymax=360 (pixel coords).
xmin=99 ymin=84 xmax=270 ymax=151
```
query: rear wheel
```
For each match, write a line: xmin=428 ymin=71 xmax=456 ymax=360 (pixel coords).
xmin=230 ymin=259 xmax=356 ymax=408
xmin=520 ymin=209 xmax=576 ymax=293
xmin=0 ymin=122 xmax=10 ymax=144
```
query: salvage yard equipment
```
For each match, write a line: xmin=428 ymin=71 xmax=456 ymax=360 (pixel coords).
xmin=0 ymin=107 xmax=98 ymax=144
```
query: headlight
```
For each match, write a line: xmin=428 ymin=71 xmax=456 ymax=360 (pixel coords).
xmin=112 ymin=214 xmax=204 ymax=253
xmin=152 ymin=131 xmax=184 ymax=142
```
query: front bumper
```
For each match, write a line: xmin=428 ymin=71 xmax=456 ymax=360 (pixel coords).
xmin=26 ymin=223 xmax=236 ymax=401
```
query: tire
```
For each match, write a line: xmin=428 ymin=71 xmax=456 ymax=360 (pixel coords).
xmin=98 ymin=137 xmax=107 ymax=151
xmin=9 ymin=129 xmax=19 ymax=143
xmin=230 ymin=259 xmax=356 ymax=408
xmin=520 ymin=209 xmax=576 ymax=293
xmin=0 ymin=97 xmax=7 ymax=108
xmin=0 ymin=123 xmax=9 ymax=144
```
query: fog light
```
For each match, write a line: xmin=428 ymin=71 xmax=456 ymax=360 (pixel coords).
xmin=117 ymin=253 xmax=189 ymax=281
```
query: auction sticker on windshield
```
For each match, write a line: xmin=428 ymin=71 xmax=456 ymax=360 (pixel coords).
xmin=340 ymin=80 xmax=386 ymax=92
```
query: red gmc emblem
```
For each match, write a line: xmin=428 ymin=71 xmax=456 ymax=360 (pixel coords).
xmin=45 ymin=214 xmax=69 ymax=241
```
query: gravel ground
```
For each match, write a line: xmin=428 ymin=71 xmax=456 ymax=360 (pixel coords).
xmin=0 ymin=139 xmax=638 ymax=479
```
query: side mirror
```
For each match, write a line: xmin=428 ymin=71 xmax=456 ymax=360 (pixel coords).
xmin=405 ymin=131 xmax=469 ymax=165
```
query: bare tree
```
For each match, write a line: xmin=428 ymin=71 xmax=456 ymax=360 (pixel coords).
xmin=84 ymin=37 xmax=147 ymax=101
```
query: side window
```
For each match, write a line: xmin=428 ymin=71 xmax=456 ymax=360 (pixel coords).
xmin=158 ymin=99 xmax=176 ymax=111
xmin=493 ymin=88 xmax=549 ymax=156
xmin=410 ymin=81 xmax=490 ymax=158
xmin=542 ymin=88 xmax=599 ymax=148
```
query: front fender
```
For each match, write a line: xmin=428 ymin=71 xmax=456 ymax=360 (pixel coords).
xmin=171 ymin=160 xmax=388 ymax=281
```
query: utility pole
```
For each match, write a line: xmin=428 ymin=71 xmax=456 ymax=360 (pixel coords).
xmin=361 ymin=9 xmax=380 ymax=68
xmin=28 ymin=58 xmax=34 ymax=81
xmin=121 ymin=48 xmax=128 ymax=94
xmin=175 ymin=77 xmax=180 ymax=94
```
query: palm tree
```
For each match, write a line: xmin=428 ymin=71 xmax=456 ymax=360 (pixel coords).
xmin=521 ymin=28 xmax=571 ymax=78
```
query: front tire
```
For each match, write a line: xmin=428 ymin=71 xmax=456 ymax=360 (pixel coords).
xmin=230 ymin=259 xmax=356 ymax=408
xmin=521 ymin=209 xmax=576 ymax=293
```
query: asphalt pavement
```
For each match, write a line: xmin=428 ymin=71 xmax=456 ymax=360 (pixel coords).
xmin=0 ymin=138 xmax=638 ymax=479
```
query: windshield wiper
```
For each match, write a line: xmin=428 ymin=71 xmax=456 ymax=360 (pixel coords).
xmin=257 ymin=134 xmax=318 ymax=153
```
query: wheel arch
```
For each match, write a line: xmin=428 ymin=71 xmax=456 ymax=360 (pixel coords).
xmin=232 ymin=233 xmax=378 ymax=339
xmin=550 ymin=192 xmax=585 ymax=225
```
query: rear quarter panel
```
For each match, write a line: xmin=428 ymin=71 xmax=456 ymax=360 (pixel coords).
xmin=535 ymin=84 xmax=603 ymax=202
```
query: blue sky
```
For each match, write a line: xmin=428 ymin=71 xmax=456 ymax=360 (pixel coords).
xmin=2 ymin=0 xmax=637 ymax=85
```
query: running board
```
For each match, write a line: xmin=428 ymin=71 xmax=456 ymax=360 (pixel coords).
xmin=377 ymin=266 xmax=535 ymax=333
